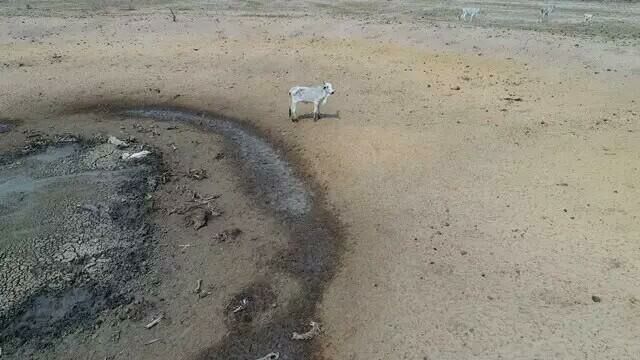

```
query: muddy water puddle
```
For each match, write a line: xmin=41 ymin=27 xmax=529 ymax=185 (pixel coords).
xmin=1 ymin=107 xmax=342 ymax=359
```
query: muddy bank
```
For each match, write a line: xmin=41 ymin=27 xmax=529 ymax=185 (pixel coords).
xmin=0 ymin=135 xmax=161 ymax=356
xmin=115 ymin=107 xmax=344 ymax=359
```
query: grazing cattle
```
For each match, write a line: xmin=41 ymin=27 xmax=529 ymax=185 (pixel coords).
xmin=460 ymin=7 xmax=480 ymax=22
xmin=539 ymin=4 xmax=556 ymax=22
xmin=288 ymin=82 xmax=336 ymax=122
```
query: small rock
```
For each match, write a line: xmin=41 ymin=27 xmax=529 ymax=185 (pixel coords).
xmin=592 ymin=295 xmax=601 ymax=303
xmin=122 ymin=150 xmax=151 ymax=160
xmin=108 ymin=135 xmax=128 ymax=148
xmin=450 ymin=86 xmax=461 ymax=91
xmin=0 ymin=123 xmax=11 ymax=133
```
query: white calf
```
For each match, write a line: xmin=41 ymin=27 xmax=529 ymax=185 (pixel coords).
xmin=584 ymin=13 xmax=593 ymax=22
xmin=460 ymin=8 xmax=480 ymax=22
xmin=288 ymin=82 xmax=336 ymax=122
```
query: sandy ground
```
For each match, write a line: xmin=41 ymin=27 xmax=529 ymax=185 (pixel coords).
xmin=1 ymin=0 xmax=640 ymax=359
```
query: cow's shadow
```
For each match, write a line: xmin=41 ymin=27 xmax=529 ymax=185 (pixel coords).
xmin=291 ymin=111 xmax=340 ymax=122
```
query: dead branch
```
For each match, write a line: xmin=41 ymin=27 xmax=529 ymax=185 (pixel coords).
xmin=232 ymin=298 xmax=249 ymax=313
xmin=145 ymin=314 xmax=164 ymax=329
xmin=169 ymin=8 xmax=177 ymax=22
xmin=167 ymin=203 xmax=202 ymax=215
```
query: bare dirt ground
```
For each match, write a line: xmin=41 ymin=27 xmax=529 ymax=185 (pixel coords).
xmin=1 ymin=0 xmax=640 ymax=359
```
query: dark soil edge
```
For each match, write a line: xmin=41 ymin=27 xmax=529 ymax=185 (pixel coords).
xmin=65 ymin=103 xmax=346 ymax=360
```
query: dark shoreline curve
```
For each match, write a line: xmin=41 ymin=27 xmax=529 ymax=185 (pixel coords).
xmin=100 ymin=106 xmax=345 ymax=359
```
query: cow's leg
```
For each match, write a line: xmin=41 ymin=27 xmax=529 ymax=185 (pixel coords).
xmin=290 ymin=101 xmax=298 ymax=122
xmin=313 ymin=102 xmax=320 ymax=121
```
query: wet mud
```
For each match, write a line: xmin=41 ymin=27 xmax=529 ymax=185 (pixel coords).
xmin=0 ymin=136 xmax=161 ymax=356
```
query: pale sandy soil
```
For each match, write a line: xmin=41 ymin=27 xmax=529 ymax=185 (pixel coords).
xmin=1 ymin=1 xmax=640 ymax=359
